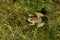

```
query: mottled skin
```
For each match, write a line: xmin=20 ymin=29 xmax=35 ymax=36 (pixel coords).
xmin=28 ymin=13 xmax=45 ymax=27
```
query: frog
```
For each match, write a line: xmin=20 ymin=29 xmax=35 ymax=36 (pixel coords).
xmin=27 ymin=12 xmax=45 ymax=27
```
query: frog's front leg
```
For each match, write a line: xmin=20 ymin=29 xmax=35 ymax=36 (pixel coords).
xmin=29 ymin=22 xmax=35 ymax=25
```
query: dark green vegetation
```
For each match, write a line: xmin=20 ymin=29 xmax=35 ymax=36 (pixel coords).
xmin=0 ymin=0 xmax=60 ymax=40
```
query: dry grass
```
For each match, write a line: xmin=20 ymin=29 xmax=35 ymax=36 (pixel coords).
xmin=0 ymin=0 xmax=60 ymax=40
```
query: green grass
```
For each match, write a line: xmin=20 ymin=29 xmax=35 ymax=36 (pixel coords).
xmin=0 ymin=0 xmax=60 ymax=40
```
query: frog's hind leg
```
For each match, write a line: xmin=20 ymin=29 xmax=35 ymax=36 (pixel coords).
xmin=38 ymin=22 xmax=45 ymax=27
